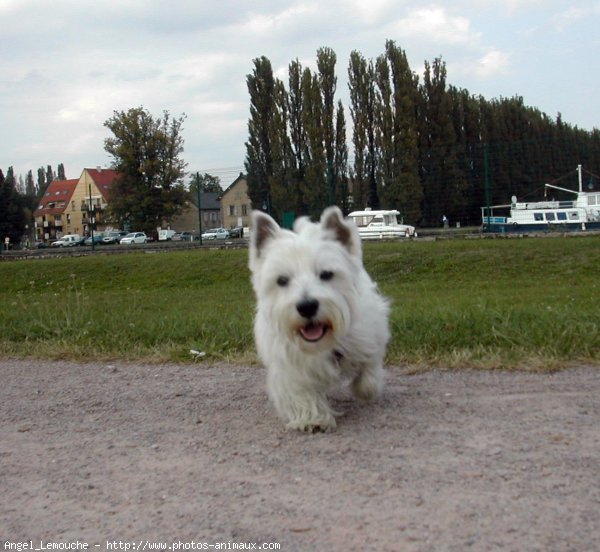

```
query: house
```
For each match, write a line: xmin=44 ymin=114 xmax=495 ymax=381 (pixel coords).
xmin=220 ymin=173 xmax=252 ymax=230
xmin=33 ymin=179 xmax=79 ymax=241
xmin=33 ymin=167 xmax=120 ymax=242
xmin=73 ymin=168 xmax=120 ymax=236
xmin=168 ymin=192 xmax=222 ymax=234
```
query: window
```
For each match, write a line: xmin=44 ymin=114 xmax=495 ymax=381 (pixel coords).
xmin=569 ymin=212 xmax=579 ymax=220
xmin=545 ymin=213 xmax=556 ymax=221
xmin=229 ymin=205 xmax=235 ymax=216
xmin=557 ymin=212 xmax=567 ymax=221
xmin=242 ymin=204 xmax=248 ymax=216
xmin=534 ymin=213 xmax=543 ymax=221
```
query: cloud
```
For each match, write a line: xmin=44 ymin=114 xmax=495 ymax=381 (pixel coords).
xmin=551 ymin=4 xmax=600 ymax=32
xmin=242 ymin=3 xmax=319 ymax=35
xmin=392 ymin=6 xmax=481 ymax=45
xmin=473 ymin=49 xmax=511 ymax=78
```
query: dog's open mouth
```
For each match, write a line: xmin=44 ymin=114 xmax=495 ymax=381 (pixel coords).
xmin=299 ymin=322 xmax=329 ymax=343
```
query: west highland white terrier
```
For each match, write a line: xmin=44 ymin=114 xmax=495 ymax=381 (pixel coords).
xmin=249 ymin=206 xmax=390 ymax=432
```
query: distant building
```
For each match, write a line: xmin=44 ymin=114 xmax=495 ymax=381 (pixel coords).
xmin=33 ymin=167 xmax=120 ymax=242
xmin=168 ymin=192 xmax=222 ymax=234
xmin=220 ymin=173 xmax=251 ymax=230
xmin=33 ymin=179 xmax=79 ymax=241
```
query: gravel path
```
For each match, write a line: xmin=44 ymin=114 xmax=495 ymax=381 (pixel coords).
xmin=1 ymin=360 xmax=599 ymax=551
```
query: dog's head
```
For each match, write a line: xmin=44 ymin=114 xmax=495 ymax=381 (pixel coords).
xmin=249 ymin=207 xmax=363 ymax=353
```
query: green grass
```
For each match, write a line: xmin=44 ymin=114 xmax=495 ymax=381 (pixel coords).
xmin=1 ymin=236 xmax=599 ymax=370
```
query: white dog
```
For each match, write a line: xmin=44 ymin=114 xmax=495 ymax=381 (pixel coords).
xmin=249 ymin=206 xmax=390 ymax=431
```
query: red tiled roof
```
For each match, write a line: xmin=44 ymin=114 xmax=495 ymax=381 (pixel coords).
xmin=34 ymin=179 xmax=78 ymax=217
xmin=85 ymin=168 xmax=121 ymax=201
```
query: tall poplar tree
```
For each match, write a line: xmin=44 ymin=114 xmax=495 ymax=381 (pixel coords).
xmin=45 ymin=165 xmax=55 ymax=191
xmin=300 ymin=68 xmax=327 ymax=217
xmin=419 ymin=57 xmax=458 ymax=226
xmin=334 ymin=101 xmax=350 ymax=212
xmin=317 ymin=47 xmax=337 ymax=206
xmin=245 ymin=56 xmax=278 ymax=216
xmin=381 ymin=41 xmax=422 ymax=222
xmin=348 ymin=51 xmax=379 ymax=210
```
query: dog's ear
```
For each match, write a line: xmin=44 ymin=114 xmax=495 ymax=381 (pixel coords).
xmin=320 ymin=206 xmax=362 ymax=258
xmin=250 ymin=210 xmax=280 ymax=264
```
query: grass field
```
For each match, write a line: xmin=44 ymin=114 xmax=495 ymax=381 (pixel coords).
xmin=1 ymin=236 xmax=599 ymax=370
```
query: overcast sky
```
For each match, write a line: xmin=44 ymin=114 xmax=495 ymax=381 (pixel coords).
xmin=2 ymin=0 xmax=599 ymax=187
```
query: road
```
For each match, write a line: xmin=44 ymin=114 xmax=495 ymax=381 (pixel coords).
xmin=1 ymin=360 xmax=599 ymax=551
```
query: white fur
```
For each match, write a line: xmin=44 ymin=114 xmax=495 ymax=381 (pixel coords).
xmin=249 ymin=206 xmax=390 ymax=432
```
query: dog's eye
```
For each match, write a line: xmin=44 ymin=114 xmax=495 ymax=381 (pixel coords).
xmin=320 ymin=270 xmax=334 ymax=281
xmin=276 ymin=275 xmax=290 ymax=287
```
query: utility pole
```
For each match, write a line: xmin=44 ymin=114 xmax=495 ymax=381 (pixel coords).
xmin=196 ymin=172 xmax=203 ymax=245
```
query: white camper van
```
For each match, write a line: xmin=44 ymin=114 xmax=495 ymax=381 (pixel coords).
xmin=50 ymin=234 xmax=82 ymax=247
xmin=158 ymin=229 xmax=177 ymax=241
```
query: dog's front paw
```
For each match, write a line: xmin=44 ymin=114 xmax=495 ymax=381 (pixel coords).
xmin=352 ymin=364 xmax=384 ymax=402
xmin=286 ymin=414 xmax=337 ymax=433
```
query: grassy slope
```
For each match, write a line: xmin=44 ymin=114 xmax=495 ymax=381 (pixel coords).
xmin=1 ymin=236 xmax=599 ymax=369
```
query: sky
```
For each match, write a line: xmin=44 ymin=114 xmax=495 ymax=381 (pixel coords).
xmin=2 ymin=0 xmax=599 ymax=188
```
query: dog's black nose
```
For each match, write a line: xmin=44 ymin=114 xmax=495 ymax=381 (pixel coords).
xmin=296 ymin=298 xmax=319 ymax=319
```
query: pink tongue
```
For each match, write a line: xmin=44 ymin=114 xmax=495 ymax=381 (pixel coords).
xmin=300 ymin=323 xmax=325 ymax=341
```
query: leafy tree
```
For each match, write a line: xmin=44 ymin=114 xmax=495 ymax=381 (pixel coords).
xmin=57 ymin=163 xmax=66 ymax=180
xmin=189 ymin=173 xmax=222 ymax=194
xmin=104 ymin=107 xmax=187 ymax=233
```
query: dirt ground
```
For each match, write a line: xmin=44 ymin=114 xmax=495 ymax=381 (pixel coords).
xmin=1 ymin=359 xmax=599 ymax=551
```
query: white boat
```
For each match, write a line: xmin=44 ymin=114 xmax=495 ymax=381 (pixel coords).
xmin=482 ymin=165 xmax=600 ymax=233
xmin=348 ymin=208 xmax=417 ymax=239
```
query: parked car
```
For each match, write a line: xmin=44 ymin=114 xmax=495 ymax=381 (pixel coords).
xmin=178 ymin=231 xmax=195 ymax=241
xmin=120 ymin=232 xmax=148 ymax=244
xmin=201 ymin=228 xmax=230 ymax=240
xmin=50 ymin=234 xmax=83 ymax=247
xmin=84 ymin=234 xmax=105 ymax=246
xmin=102 ymin=231 xmax=127 ymax=244
xmin=228 ymin=226 xmax=244 ymax=238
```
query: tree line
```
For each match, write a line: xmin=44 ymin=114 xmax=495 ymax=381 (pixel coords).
xmin=245 ymin=40 xmax=600 ymax=227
